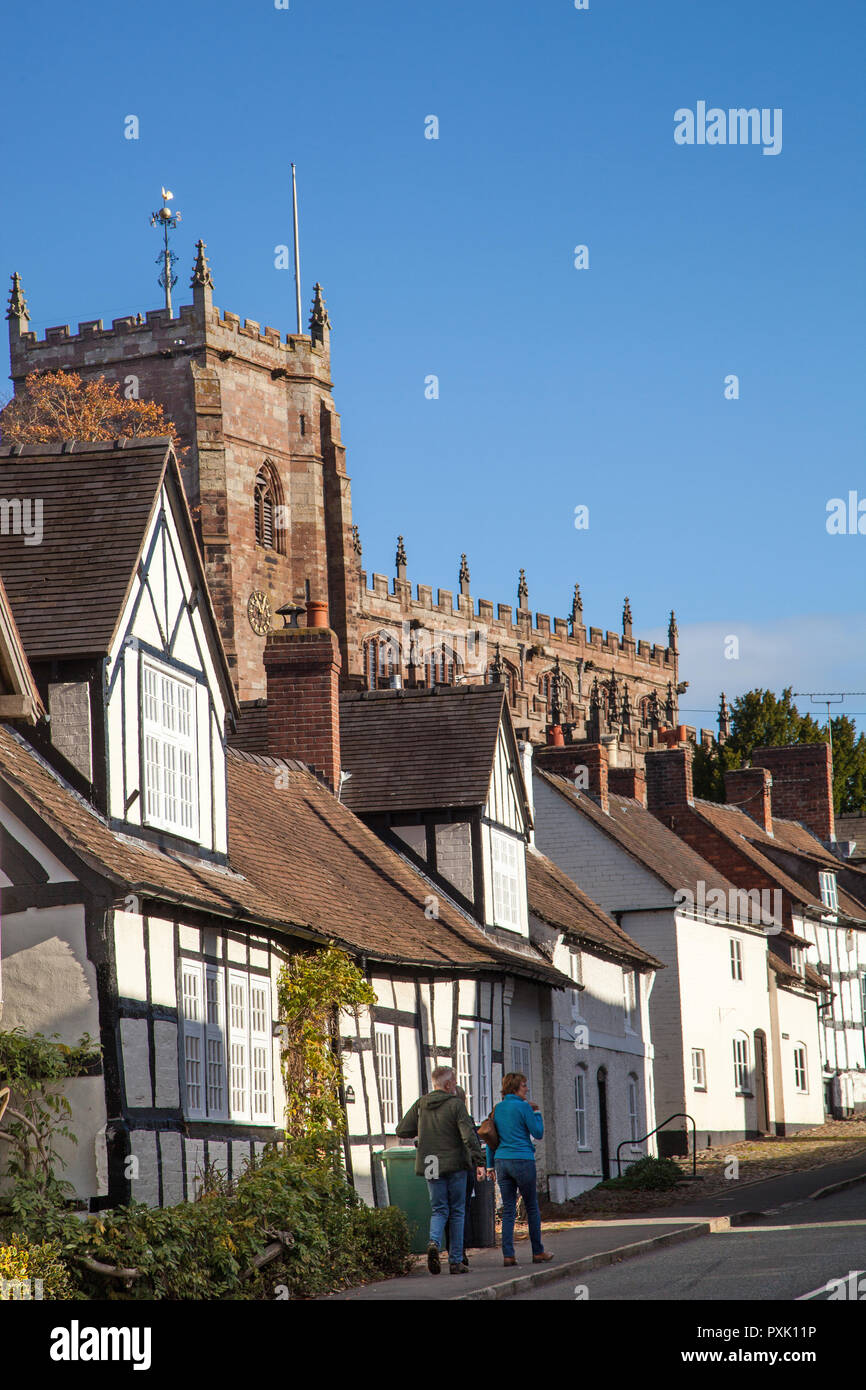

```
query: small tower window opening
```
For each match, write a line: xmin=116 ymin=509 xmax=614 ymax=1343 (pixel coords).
xmin=299 ymin=413 xmax=306 ymax=437
xmin=254 ymin=463 xmax=285 ymax=554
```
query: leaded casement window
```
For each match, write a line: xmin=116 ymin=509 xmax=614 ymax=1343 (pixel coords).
xmin=180 ymin=959 xmax=272 ymax=1124
xmin=575 ymin=1070 xmax=588 ymax=1148
xmin=491 ymin=829 xmax=522 ymax=931
xmin=793 ymin=1045 xmax=808 ymax=1093
xmin=730 ymin=937 xmax=743 ymax=981
xmin=733 ymin=1034 xmax=750 ymax=1093
xmin=374 ymin=1023 xmax=398 ymax=1132
xmin=254 ymin=463 xmax=285 ymax=553
xmin=622 ymin=969 xmax=637 ymax=1030
xmin=142 ymin=662 xmax=198 ymax=837
xmin=691 ymin=1047 xmax=707 ymax=1091
xmin=819 ymin=871 xmax=839 ymax=915
xmin=457 ymin=1024 xmax=474 ymax=1118
xmin=627 ymin=1074 xmax=640 ymax=1142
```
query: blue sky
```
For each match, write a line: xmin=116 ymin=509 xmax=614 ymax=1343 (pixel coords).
xmin=2 ymin=0 xmax=864 ymax=731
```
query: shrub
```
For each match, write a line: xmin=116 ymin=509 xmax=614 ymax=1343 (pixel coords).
xmin=596 ymin=1156 xmax=684 ymax=1192
xmin=0 ymin=1139 xmax=410 ymax=1300
xmin=0 ymin=1235 xmax=76 ymax=1300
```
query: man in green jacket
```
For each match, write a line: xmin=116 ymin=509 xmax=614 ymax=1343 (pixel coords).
xmin=396 ymin=1065 xmax=486 ymax=1275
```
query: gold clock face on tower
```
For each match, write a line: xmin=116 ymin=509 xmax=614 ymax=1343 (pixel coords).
xmin=247 ymin=590 xmax=272 ymax=636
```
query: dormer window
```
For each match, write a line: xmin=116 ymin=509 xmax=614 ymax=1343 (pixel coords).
xmin=819 ymin=870 xmax=838 ymax=915
xmin=254 ymin=463 xmax=285 ymax=553
xmin=791 ymin=946 xmax=804 ymax=976
xmin=142 ymin=661 xmax=198 ymax=838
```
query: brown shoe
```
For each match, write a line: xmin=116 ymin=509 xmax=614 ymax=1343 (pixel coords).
xmin=532 ymin=1252 xmax=554 ymax=1263
xmin=503 ymin=1256 xmax=518 ymax=1267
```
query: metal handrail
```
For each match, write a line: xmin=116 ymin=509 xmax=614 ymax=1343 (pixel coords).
xmin=616 ymin=1111 xmax=697 ymax=1177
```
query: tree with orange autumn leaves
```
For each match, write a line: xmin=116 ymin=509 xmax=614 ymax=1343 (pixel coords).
xmin=0 ymin=370 xmax=183 ymax=454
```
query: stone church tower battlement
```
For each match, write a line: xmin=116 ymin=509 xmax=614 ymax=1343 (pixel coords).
xmin=6 ymin=251 xmax=683 ymax=752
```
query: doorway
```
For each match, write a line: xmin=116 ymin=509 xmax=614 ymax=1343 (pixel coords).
xmin=597 ymin=1068 xmax=610 ymax=1179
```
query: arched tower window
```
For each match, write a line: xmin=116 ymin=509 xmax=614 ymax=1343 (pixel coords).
xmin=363 ymin=631 xmax=401 ymax=690
xmin=254 ymin=462 xmax=285 ymax=554
xmin=425 ymin=643 xmax=460 ymax=688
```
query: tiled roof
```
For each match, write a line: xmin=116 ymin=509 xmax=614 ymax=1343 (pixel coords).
xmin=526 ymin=847 xmax=661 ymax=970
xmin=0 ymin=725 xmax=566 ymax=985
xmin=0 ymin=439 xmax=173 ymax=660
xmin=538 ymin=771 xmax=739 ymax=898
xmin=339 ymin=684 xmax=523 ymax=815
xmin=694 ymin=801 xmax=866 ymax=920
xmin=690 ymin=800 xmax=827 ymax=909
xmin=768 ymin=951 xmax=831 ymax=996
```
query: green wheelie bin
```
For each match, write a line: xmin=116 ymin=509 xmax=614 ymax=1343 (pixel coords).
xmin=375 ymin=1146 xmax=430 ymax=1254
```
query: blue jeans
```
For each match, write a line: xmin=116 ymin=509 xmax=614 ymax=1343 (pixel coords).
xmin=496 ymin=1158 xmax=544 ymax=1258
xmin=426 ymin=1170 xmax=468 ymax=1264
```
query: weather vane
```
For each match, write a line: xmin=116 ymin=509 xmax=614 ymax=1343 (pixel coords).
xmin=150 ymin=187 xmax=182 ymax=315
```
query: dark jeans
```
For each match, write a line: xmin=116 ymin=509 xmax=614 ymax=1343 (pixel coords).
xmin=496 ymin=1157 xmax=544 ymax=1258
xmin=426 ymin=1171 xmax=467 ymax=1264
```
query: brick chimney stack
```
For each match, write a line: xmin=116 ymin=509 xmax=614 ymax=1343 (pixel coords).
xmin=609 ymin=766 xmax=647 ymax=806
xmin=536 ymin=741 xmax=609 ymax=813
xmin=263 ymin=608 xmax=341 ymax=791
xmin=724 ymin=766 xmax=774 ymax=834
xmin=750 ymin=744 xmax=835 ymax=843
xmin=645 ymin=744 xmax=694 ymax=812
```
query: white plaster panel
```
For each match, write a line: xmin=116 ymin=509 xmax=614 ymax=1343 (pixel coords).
xmin=232 ymin=1140 xmax=252 ymax=1180
xmin=114 ymin=911 xmax=147 ymax=1000
xmin=393 ymin=979 xmax=416 ymax=1013
xmin=121 ymin=1018 xmax=152 ymax=1108
xmin=185 ymin=1138 xmax=206 ymax=1197
xmin=373 ymin=976 xmax=396 ymax=1009
xmin=153 ymin=1019 xmax=180 ymax=1108
xmin=179 ymin=924 xmax=200 ymax=953
xmin=130 ymin=1131 xmax=159 ymax=1207
xmin=227 ymin=933 xmax=247 ymax=964
xmin=207 ymin=1140 xmax=229 ymax=1179
xmin=250 ymin=944 xmax=269 ymax=971
xmin=147 ymin=916 xmax=177 ymax=1008
xmin=159 ymin=1131 xmax=185 ymax=1208
xmin=458 ymin=980 xmax=477 ymax=1017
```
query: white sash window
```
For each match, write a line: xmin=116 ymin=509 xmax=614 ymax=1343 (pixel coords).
xmin=374 ymin=1024 xmax=398 ymax=1132
xmin=142 ymin=662 xmax=198 ymax=837
xmin=180 ymin=957 xmax=272 ymax=1125
xmin=491 ymin=830 xmax=522 ymax=931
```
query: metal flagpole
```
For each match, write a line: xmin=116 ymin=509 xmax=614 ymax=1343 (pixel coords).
xmin=291 ymin=164 xmax=302 ymax=335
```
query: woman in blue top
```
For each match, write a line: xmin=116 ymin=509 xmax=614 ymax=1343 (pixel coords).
xmin=486 ymin=1072 xmax=554 ymax=1266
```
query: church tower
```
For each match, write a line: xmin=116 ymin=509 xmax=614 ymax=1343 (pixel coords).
xmin=7 ymin=249 xmax=358 ymax=703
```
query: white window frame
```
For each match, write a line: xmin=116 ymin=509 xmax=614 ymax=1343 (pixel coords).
xmin=456 ymin=1020 xmax=493 ymax=1121
xmin=861 ymin=973 xmax=866 ymax=1026
xmin=374 ymin=1023 xmax=398 ymax=1133
xmin=819 ymin=871 xmax=839 ymax=915
xmin=791 ymin=946 xmax=804 ymax=976
xmin=627 ymin=1075 xmax=640 ymax=1142
xmin=793 ymin=1044 xmax=808 ymax=1093
xmin=477 ymin=1023 xmax=492 ymax=1119
xmin=691 ymin=1047 xmax=706 ymax=1091
xmin=491 ymin=829 xmax=523 ymax=932
xmin=180 ymin=957 xmax=272 ymax=1125
xmin=730 ymin=937 xmax=743 ymax=981
xmin=622 ymin=969 xmax=637 ymax=1031
xmin=733 ymin=1035 xmax=750 ymax=1093
xmin=575 ymin=1070 xmax=588 ymax=1148
xmin=511 ymin=1039 xmax=532 ymax=1098
xmin=142 ymin=659 xmax=199 ymax=839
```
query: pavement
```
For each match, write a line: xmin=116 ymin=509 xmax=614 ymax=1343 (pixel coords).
xmin=322 ymin=1145 xmax=866 ymax=1302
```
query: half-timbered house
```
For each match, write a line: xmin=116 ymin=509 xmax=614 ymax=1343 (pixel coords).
xmin=0 ymin=439 xmax=570 ymax=1211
